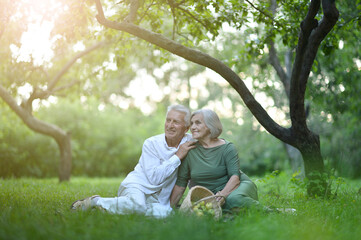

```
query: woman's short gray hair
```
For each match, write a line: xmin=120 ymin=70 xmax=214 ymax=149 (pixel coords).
xmin=167 ymin=104 xmax=191 ymax=127
xmin=192 ymin=109 xmax=223 ymax=139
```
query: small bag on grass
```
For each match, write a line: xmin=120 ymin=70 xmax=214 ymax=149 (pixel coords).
xmin=179 ymin=185 xmax=224 ymax=220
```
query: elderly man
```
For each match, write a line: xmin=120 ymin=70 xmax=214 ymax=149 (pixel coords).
xmin=71 ymin=104 xmax=196 ymax=218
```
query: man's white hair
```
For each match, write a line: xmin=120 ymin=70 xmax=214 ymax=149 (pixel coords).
xmin=167 ymin=104 xmax=191 ymax=127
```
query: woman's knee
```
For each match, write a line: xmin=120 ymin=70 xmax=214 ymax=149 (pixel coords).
xmin=224 ymin=194 xmax=259 ymax=210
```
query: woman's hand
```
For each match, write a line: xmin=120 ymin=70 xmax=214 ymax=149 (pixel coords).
xmin=170 ymin=185 xmax=186 ymax=208
xmin=216 ymin=175 xmax=240 ymax=206
xmin=215 ymin=191 xmax=226 ymax=206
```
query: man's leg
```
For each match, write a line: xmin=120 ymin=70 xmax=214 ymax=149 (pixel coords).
xmin=144 ymin=192 xmax=173 ymax=218
xmin=94 ymin=187 xmax=147 ymax=214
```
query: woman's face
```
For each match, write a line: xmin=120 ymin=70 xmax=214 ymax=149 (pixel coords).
xmin=190 ymin=113 xmax=211 ymax=140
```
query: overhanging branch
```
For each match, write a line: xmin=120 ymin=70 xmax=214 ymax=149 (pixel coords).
xmin=94 ymin=0 xmax=294 ymax=144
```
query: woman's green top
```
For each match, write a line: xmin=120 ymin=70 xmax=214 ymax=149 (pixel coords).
xmin=175 ymin=140 xmax=241 ymax=193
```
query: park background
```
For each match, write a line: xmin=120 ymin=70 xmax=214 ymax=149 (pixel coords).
xmin=0 ymin=0 xmax=360 ymax=239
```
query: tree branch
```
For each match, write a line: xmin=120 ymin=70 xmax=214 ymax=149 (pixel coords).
xmin=176 ymin=6 xmax=211 ymax=31
xmin=268 ymin=42 xmax=290 ymax=99
xmin=268 ymin=0 xmax=290 ymax=99
xmin=124 ymin=0 xmax=140 ymax=23
xmin=47 ymin=41 xmax=106 ymax=91
xmin=94 ymin=0 xmax=294 ymax=145
xmin=17 ymin=41 xmax=106 ymax=111
xmin=0 ymin=84 xmax=66 ymax=137
xmin=137 ymin=1 xmax=156 ymax=23
xmin=167 ymin=0 xmax=177 ymax=40
xmin=52 ymin=80 xmax=81 ymax=93
xmin=300 ymin=0 xmax=339 ymax=88
xmin=289 ymin=0 xmax=338 ymax=133
xmin=245 ymin=0 xmax=283 ymax=28
xmin=289 ymin=0 xmax=320 ymax=130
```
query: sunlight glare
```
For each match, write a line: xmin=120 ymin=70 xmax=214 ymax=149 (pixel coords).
xmin=9 ymin=0 xmax=68 ymax=66
xmin=354 ymin=58 xmax=361 ymax=71
xmin=16 ymin=21 xmax=54 ymax=65
xmin=17 ymin=83 xmax=33 ymax=100
xmin=125 ymin=69 xmax=164 ymax=107
xmin=338 ymin=40 xmax=344 ymax=49
xmin=73 ymin=41 xmax=86 ymax=52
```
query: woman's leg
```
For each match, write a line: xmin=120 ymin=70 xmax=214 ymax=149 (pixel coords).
xmin=222 ymin=173 xmax=260 ymax=211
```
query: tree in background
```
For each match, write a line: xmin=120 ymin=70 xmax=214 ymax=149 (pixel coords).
xmin=0 ymin=0 xmax=193 ymax=181
xmin=307 ymin=0 xmax=361 ymax=178
xmin=94 ymin=0 xmax=339 ymax=196
xmin=0 ymin=0 xmax=107 ymax=181
xmin=0 ymin=99 xmax=167 ymax=178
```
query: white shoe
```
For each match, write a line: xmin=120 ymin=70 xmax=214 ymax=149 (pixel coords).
xmin=276 ymin=208 xmax=297 ymax=215
xmin=70 ymin=195 xmax=100 ymax=211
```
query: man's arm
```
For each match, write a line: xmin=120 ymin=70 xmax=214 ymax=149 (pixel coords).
xmin=170 ymin=185 xmax=186 ymax=208
xmin=140 ymin=139 xmax=196 ymax=186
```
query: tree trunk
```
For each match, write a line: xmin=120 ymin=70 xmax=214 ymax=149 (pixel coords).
xmin=0 ymin=85 xmax=72 ymax=181
xmin=56 ymin=132 xmax=72 ymax=181
xmin=283 ymin=143 xmax=305 ymax=178
xmin=296 ymin=131 xmax=326 ymax=196
xmin=0 ymin=43 xmax=105 ymax=181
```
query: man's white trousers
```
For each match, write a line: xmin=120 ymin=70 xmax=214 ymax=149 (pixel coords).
xmin=95 ymin=187 xmax=172 ymax=218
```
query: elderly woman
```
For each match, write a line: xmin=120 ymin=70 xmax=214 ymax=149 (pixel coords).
xmin=170 ymin=109 xmax=260 ymax=212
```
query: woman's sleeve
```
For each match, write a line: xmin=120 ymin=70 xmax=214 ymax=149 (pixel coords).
xmin=224 ymin=143 xmax=241 ymax=178
xmin=175 ymin=156 xmax=190 ymax=188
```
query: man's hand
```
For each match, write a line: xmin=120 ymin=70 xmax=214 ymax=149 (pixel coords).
xmin=175 ymin=140 xmax=197 ymax=160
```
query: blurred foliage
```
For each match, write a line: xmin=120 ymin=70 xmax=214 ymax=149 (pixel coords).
xmin=313 ymin=113 xmax=361 ymax=179
xmin=0 ymin=99 xmax=165 ymax=177
xmin=1 ymin=98 xmax=288 ymax=178
xmin=1 ymin=0 xmax=361 ymax=180
xmin=0 ymin=101 xmax=59 ymax=178
xmin=204 ymin=0 xmax=361 ymax=178
xmin=306 ymin=0 xmax=361 ymax=178
xmin=221 ymin=110 xmax=288 ymax=176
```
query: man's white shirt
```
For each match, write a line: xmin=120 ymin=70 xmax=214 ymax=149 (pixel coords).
xmin=120 ymin=133 xmax=192 ymax=205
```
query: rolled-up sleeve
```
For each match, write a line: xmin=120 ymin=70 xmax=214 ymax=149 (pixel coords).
xmin=140 ymin=139 xmax=181 ymax=186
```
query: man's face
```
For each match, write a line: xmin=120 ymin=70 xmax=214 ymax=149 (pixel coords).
xmin=164 ymin=110 xmax=188 ymax=143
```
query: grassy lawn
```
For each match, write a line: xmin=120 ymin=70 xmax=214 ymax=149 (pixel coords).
xmin=1 ymin=172 xmax=360 ymax=240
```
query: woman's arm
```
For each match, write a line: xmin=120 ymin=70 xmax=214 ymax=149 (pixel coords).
xmin=215 ymin=175 xmax=240 ymax=205
xmin=170 ymin=185 xmax=186 ymax=208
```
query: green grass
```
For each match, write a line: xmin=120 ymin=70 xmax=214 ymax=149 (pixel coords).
xmin=1 ymin=173 xmax=360 ymax=240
